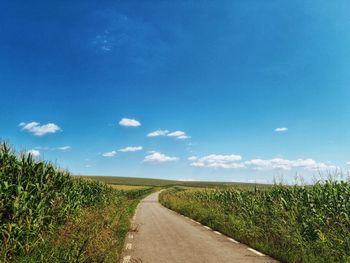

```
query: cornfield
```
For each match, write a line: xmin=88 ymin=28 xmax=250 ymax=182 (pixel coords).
xmin=160 ymin=182 xmax=350 ymax=262
xmin=0 ymin=142 xmax=150 ymax=262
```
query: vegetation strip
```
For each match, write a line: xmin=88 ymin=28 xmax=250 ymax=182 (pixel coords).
xmin=0 ymin=142 xmax=153 ymax=262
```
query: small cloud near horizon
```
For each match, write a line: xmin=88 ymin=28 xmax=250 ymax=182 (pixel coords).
xmin=274 ymin=127 xmax=288 ymax=132
xmin=119 ymin=118 xmax=141 ymax=127
xmin=147 ymin=129 xmax=190 ymax=139
xmin=102 ymin=150 xmax=117 ymax=157
xmin=190 ymin=154 xmax=243 ymax=169
xmin=119 ymin=146 xmax=143 ymax=152
xmin=143 ymin=151 xmax=179 ymax=162
xmin=167 ymin=131 xmax=190 ymax=139
xmin=147 ymin=129 xmax=169 ymax=137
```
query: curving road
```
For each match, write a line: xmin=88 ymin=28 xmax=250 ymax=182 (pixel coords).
xmin=121 ymin=192 xmax=278 ymax=263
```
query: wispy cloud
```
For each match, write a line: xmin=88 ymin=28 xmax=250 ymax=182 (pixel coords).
xmin=57 ymin=146 xmax=72 ymax=151
xmin=119 ymin=146 xmax=143 ymax=152
xmin=147 ymin=129 xmax=169 ymax=137
xmin=91 ymin=13 xmax=169 ymax=70
xmin=188 ymin=156 xmax=198 ymax=161
xmin=167 ymin=131 xmax=190 ymax=139
xmin=27 ymin=149 xmax=40 ymax=157
xmin=144 ymin=151 xmax=179 ymax=162
xmin=245 ymin=158 xmax=336 ymax=171
xmin=34 ymin=146 xmax=71 ymax=152
xmin=20 ymin=122 xmax=61 ymax=136
xmin=147 ymin=129 xmax=190 ymax=139
xmin=274 ymin=127 xmax=288 ymax=132
xmin=34 ymin=146 xmax=50 ymax=150
xmin=93 ymin=30 xmax=113 ymax=52
xmin=119 ymin=118 xmax=141 ymax=127
xmin=102 ymin=151 xmax=117 ymax=157
xmin=189 ymin=154 xmax=244 ymax=169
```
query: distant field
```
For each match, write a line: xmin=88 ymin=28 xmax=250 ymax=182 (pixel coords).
xmin=110 ymin=184 xmax=149 ymax=190
xmin=79 ymin=175 xmax=270 ymax=189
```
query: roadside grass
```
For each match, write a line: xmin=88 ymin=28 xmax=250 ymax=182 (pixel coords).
xmin=159 ymin=182 xmax=350 ymax=263
xmin=16 ymin=196 xmax=141 ymax=262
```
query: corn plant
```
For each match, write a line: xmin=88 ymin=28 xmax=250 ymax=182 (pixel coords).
xmin=0 ymin=142 xmax=126 ymax=261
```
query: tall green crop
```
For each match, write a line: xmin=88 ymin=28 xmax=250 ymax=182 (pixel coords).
xmin=0 ymin=142 xmax=122 ymax=261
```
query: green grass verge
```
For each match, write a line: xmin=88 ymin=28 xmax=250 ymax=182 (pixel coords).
xmin=16 ymin=191 xmax=152 ymax=262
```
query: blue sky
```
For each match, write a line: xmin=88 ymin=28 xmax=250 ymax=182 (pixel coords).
xmin=1 ymin=1 xmax=350 ymax=183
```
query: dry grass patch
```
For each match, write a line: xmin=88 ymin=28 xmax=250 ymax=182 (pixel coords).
xmin=110 ymin=185 xmax=148 ymax=190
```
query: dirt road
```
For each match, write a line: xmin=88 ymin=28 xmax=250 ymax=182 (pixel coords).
xmin=121 ymin=192 xmax=278 ymax=263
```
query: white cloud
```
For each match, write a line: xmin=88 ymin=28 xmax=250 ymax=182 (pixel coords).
xmin=147 ymin=129 xmax=169 ymax=137
xmin=27 ymin=149 xmax=40 ymax=157
xmin=167 ymin=131 xmax=191 ymax=139
xmin=143 ymin=151 xmax=179 ymax=162
xmin=190 ymin=154 xmax=244 ymax=169
xmin=119 ymin=146 xmax=143 ymax=152
xmin=168 ymin=131 xmax=185 ymax=137
xmin=177 ymin=135 xmax=190 ymax=139
xmin=147 ymin=129 xmax=190 ymax=139
xmin=20 ymin=122 xmax=61 ymax=136
xmin=102 ymin=150 xmax=117 ymax=157
xmin=275 ymin=127 xmax=288 ymax=132
xmin=346 ymin=161 xmax=350 ymax=165
xmin=245 ymin=158 xmax=336 ymax=171
xmin=57 ymin=146 xmax=72 ymax=151
xmin=119 ymin=118 xmax=141 ymax=127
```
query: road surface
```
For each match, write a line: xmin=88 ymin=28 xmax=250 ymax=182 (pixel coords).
xmin=121 ymin=192 xmax=278 ymax=263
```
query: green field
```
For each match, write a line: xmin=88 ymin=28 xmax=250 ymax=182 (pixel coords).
xmin=81 ymin=175 xmax=270 ymax=189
